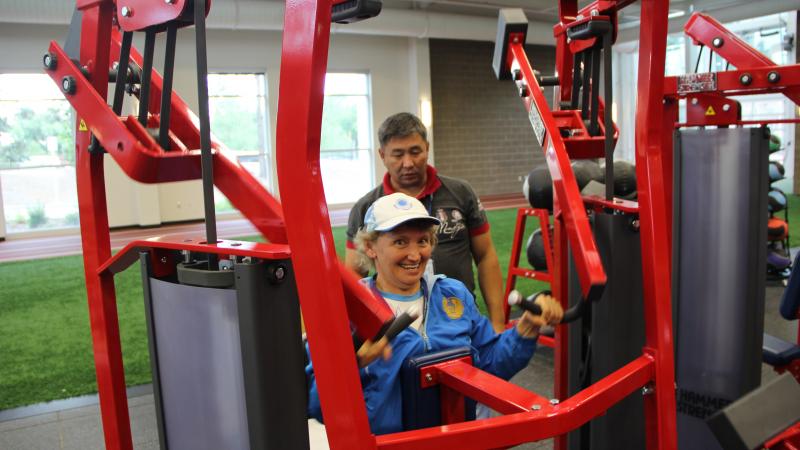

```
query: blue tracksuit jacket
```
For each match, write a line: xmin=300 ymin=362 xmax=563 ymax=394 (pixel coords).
xmin=306 ymin=273 xmax=538 ymax=434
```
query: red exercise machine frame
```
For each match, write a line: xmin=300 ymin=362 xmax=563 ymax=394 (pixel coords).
xmin=48 ymin=0 xmax=682 ymax=449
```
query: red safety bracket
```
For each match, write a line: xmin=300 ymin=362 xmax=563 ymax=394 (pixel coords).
xmin=685 ymin=93 xmax=740 ymax=126
xmin=116 ymin=0 xmax=210 ymax=32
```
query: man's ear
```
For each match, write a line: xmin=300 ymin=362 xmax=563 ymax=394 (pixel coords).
xmin=378 ymin=147 xmax=385 ymax=161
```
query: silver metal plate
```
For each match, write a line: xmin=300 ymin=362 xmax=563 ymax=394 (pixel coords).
xmin=528 ymin=101 xmax=546 ymax=147
xmin=677 ymin=72 xmax=717 ymax=94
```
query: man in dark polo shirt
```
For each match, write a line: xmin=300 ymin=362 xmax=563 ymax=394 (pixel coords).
xmin=345 ymin=113 xmax=506 ymax=333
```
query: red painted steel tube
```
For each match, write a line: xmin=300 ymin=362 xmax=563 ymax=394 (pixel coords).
xmin=552 ymin=214 xmax=570 ymax=450
xmin=97 ymin=237 xmax=291 ymax=275
xmin=664 ymin=65 xmax=800 ymax=98
xmin=274 ymin=0 xmax=377 ymax=447
xmin=375 ymin=355 xmax=654 ymax=449
xmin=508 ymin=42 xmax=607 ymax=302
xmin=634 ymin=2 xmax=677 ymax=449
xmin=116 ymin=0 xmax=210 ymax=32
xmin=684 ymin=13 xmax=800 ymax=104
xmin=73 ymin=4 xmax=133 ymax=450
xmin=429 ymin=360 xmax=553 ymax=415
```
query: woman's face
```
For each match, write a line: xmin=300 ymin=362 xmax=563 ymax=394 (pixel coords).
xmin=366 ymin=225 xmax=433 ymax=295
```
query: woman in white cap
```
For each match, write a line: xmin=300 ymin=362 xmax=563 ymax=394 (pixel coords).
xmin=306 ymin=192 xmax=563 ymax=434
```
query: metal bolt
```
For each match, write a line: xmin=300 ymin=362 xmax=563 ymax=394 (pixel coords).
xmin=43 ymin=52 xmax=57 ymax=70
xmin=531 ymin=404 xmax=541 ymax=411
xmin=740 ymin=73 xmax=752 ymax=86
xmin=767 ymin=71 xmax=780 ymax=83
xmin=518 ymin=85 xmax=528 ymax=98
xmin=61 ymin=76 xmax=77 ymax=95
xmin=160 ymin=256 xmax=168 ymax=263
xmin=691 ymin=97 xmax=698 ymax=105
xmin=274 ymin=266 xmax=286 ymax=280
xmin=512 ymin=36 xmax=519 ymax=44
xmin=425 ymin=373 xmax=433 ymax=382
xmin=712 ymin=37 xmax=724 ymax=48
xmin=549 ymin=398 xmax=560 ymax=405
xmin=120 ymin=6 xmax=132 ymax=17
xmin=630 ymin=219 xmax=640 ymax=231
xmin=566 ymin=37 xmax=572 ymax=44
xmin=590 ymin=9 xmax=599 ymax=16
xmin=642 ymin=385 xmax=654 ymax=396
xmin=722 ymin=103 xmax=731 ymax=112
xmin=576 ymin=14 xmax=584 ymax=20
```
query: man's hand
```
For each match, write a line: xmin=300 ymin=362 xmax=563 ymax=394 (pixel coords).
xmin=356 ymin=337 xmax=392 ymax=367
xmin=515 ymin=294 xmax=564 ymax=338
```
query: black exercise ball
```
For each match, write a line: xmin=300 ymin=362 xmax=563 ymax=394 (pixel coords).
xmin=572 ymin=160 xmax=603 ymax=183
xmin=611 ymin=161 xmax=636 ymax=198
xmin=768 ymin=188 xmax=787 ymax=213
xmin=571 ymin=160 xmax=603 ymax=191
xmin=523 ymin=166 xmax=553 ymax=212
xmin=769 ymin=161 xmax=785 ymax=183
xmin=526 ymin=227 xmax=550 ymax=272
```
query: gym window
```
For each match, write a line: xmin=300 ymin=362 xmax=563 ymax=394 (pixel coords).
xmin=320 ymin=72 xmax=374 ymax=205
xmin=208 ymin=73 xmax=271 ymax=213
xmin=0 ymin=73 xmax=77 ymax=235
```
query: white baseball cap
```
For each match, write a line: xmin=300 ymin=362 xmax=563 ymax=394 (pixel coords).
xmin=364 ymin=193 xmax=440 ymax=232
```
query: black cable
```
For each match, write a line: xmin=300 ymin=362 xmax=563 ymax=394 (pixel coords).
xmin=694 ymin=44 xmax=704 ymax=74
xmin=138 ymin=30 xmax=156 ymax=126
xmin=603 ymin=30 xmax=614 ymax=202
xmin=581 ymin=50 xmax=593 ymax=120
xmin=571 ymin=52 xmax=583 ymax=110
xmin=194 ymin=0 xmax=218 ymax=269
xmin=112 ymin=31 xmax=133 ymax=116
xmin=158 ymin=25 xmax=177 ymax=151
xmin=588 ymin=46 xmax=601 ymax=136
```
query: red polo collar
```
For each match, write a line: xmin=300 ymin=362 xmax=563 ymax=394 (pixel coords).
xmin=382 ymin=165 xmax=442 ymax=199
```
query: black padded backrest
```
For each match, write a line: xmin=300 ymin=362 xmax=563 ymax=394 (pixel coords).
xmin=401 ymin=347 xmax=476 ymax=431
xmin=780 ymin=252 xmax=800 ymax=320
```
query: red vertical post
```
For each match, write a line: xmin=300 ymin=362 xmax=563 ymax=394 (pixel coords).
xmin=503 ymin=209 xmax=529 ymax=321
xmin=552 ymin=213 xmax=570 ymax=450
xmin=556 ymin=0 xmax=578 ymax=104
xmin=275 ymin=0 xmax=375 ymax=448
xmin=76 ymin=3 xmax=133 ymax=450
xmin=634 ymin=1 xmax=677 ymax=449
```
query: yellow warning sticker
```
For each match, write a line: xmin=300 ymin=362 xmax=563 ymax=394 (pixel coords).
xmin=78 ymin=119 xmax=88 ymax=131
xmin=705 ymin=106 xmax=716 ymax=116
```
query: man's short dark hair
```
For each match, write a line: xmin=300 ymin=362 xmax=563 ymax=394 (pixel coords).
xmin=378 ymin=113 xmax=427 ymax=148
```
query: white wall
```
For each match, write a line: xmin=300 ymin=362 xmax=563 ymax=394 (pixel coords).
xmin=0 ymin=22 xmax=430 ymax=228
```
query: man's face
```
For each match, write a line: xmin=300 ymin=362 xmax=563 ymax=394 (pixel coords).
xmin=379 ymin=133 xmax=429 ymax=192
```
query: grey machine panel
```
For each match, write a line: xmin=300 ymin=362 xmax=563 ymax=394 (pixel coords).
xmin=673 ymin=128 xmax=769 ymax=450
xmin=149 ymin=276 xmax=250 ymax=450
xmin=568 ymin=212 xmax=646 ymax=450
xmin=142 ymin=257 xmax=309 ymax=450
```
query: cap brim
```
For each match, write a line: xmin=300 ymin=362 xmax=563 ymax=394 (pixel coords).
xmin=374 ymin=213 xmax=440 ymax=232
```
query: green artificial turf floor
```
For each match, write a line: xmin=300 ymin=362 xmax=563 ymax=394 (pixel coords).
xmin=2 ymin=195 xmax=799 ymax=411
xmin=0 ymin=207 xmax=546 ymax=410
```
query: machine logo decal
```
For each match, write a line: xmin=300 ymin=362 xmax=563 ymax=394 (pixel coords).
xmin=528 ymin=102 xmax=546 ymax=147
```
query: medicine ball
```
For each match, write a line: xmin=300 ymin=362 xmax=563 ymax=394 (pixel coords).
xmin=767 ymin=217 xmax=789 ymax=241
xmin=767 ymin=247 xmax=791 ymax=271
xmin=769 ymin=161 xmax=785 ymax=183
xmin=768 ymin=188 xmax=788 ymax=213
xmin=603 ymin=161 xmax=636 ymax=198
xmin=523 ymin=167 xmax=553 ymax=212
xmin=572 ymin=160 xmax=603 ymax=190
xmin=526 ymin=227 xmax=551 ymax=272
xmin=769 ymin=134 xmax=781 ymax=154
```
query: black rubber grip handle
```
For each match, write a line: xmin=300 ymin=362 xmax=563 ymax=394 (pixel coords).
xmin=508 ymin=290 xmax=586 ymax=323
